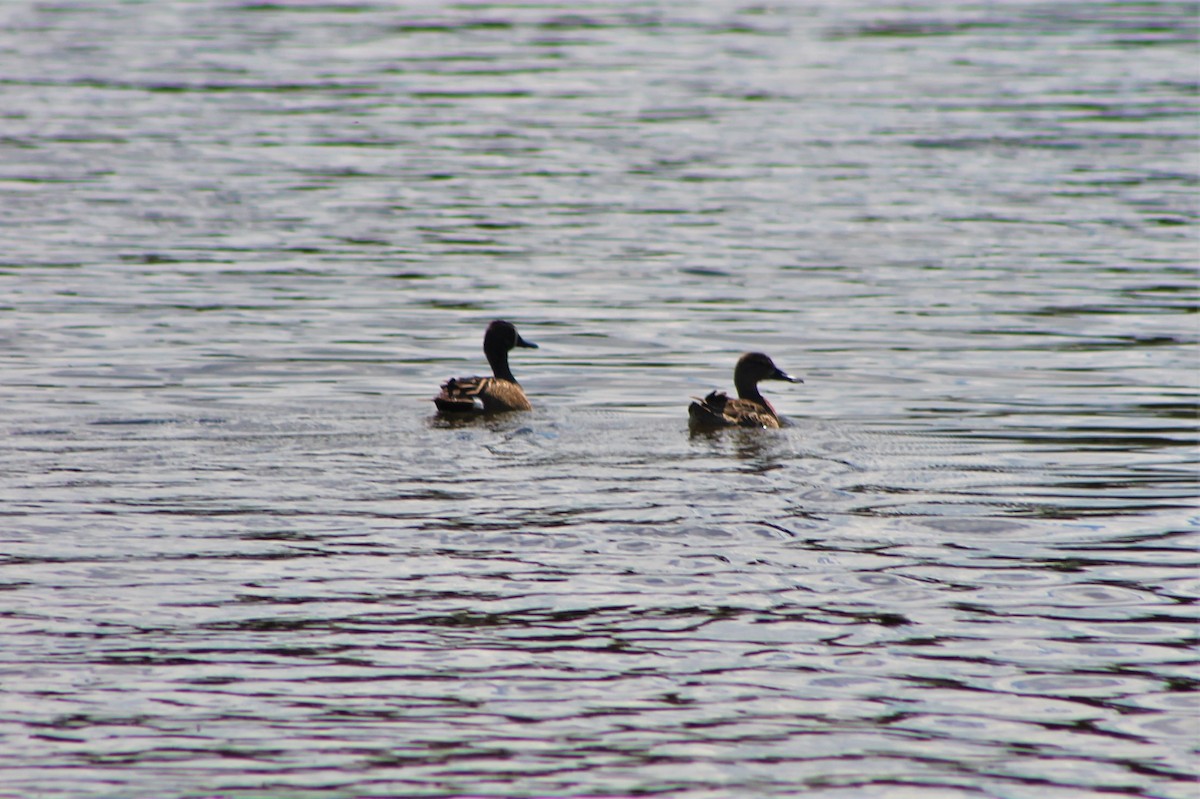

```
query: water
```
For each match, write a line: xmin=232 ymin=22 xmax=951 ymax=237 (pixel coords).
xmin=1 ymin=1 xmax=1197 ymax=797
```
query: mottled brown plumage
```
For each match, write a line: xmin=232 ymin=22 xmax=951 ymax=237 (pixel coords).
xmin=434 ymin=320 xmax=537 ymax=414
xmin=688 ymin=352 xmax=802 ymax=429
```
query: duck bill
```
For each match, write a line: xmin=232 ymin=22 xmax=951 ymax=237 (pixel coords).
xmin=515 ymin=334 xmax=538 ymax=349
xmin=773 ymin=368 xmax=802 ymax=383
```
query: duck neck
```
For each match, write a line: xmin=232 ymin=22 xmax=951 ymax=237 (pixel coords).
xmin=487 ymin=348 xmax=518 ymax=383
xmin=735 ymin=378 xmax=774 ymax=414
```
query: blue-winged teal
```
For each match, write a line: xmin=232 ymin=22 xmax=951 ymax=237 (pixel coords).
xmin=434 ymin=320 xmax=538 ymax=413
xmin=688 ymin=352 xmax=802 ymax=429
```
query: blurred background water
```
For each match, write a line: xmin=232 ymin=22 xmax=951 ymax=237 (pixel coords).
xmin=0 ymin=1 xmax=1197 ymax=797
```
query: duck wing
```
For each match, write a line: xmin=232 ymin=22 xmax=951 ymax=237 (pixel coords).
xmin=688 ymin=390 xmax=731 ymax=427
xmin=434 ymin=376 xmax=531 ymax=413
xmin=434 ymin=376 xmax=484 ymax=412
xmin=688 ymin=391 xmax=779 ymax=428
xmin=721 ymin=397 xmax=782 ymax=428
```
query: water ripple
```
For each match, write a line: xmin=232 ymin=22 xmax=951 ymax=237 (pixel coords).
xmin=0 ymin=0 xmax=1196 ymax=796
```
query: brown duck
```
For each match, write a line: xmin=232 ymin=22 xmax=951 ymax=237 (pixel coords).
xmin=434 ymin=320 xmax=538 ymax=413
xmin=688 ymin=352 xmax=802 ymax=429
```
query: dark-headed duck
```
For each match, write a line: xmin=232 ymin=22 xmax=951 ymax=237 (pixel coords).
xmin=434 ymin=320 xmax=537 ymax=413
xmin=688 ymin=352 xmax=801 ymax=429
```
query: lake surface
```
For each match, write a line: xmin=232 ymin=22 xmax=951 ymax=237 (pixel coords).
xmin=1 ymin=1 xmax=1197 ymax=797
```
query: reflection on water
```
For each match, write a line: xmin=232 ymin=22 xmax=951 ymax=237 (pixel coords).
xmin=1 ymin=0 xmax=1197 ymax=797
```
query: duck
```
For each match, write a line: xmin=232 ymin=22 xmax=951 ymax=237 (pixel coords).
xmin=433 ymin=320 xmax=538 ymax=413
xmin=688 ymin=352 xmax=802 ymax=429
